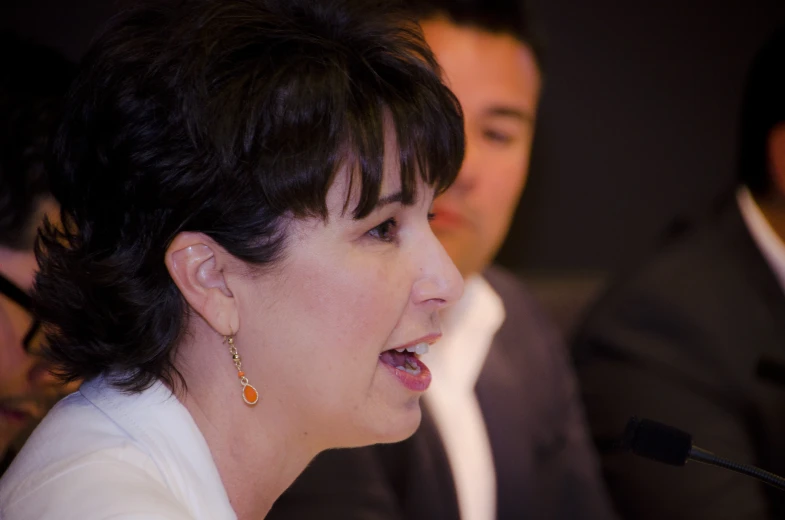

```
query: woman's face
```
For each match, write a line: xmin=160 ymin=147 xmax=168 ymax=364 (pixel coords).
xmin=232 ymin=155 xmax=463 ymax=449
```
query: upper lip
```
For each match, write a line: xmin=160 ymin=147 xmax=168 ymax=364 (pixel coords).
xmin=385 ymin=333 xmax=442 ymax=353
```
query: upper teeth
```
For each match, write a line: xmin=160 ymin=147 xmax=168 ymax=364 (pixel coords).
xmin=395 ymin=342 xmax=429 ymax=355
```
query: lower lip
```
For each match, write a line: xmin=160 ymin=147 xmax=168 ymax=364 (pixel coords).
xmin=0 ymin=407 xmax=30 ymax=424
xmin=379 ymin=356 xmax=432 ymax=392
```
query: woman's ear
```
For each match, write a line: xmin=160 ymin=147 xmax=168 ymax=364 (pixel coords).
xmin=165 ymin=232 xmax=240 ymax=335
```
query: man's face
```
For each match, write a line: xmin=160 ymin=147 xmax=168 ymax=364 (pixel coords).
xmin=422 ymin=18 xmax=541 ymax=278
xmin=0 ymin=249 xmax=53 ymax=456
xmin=0 ymin=198 xmax=63 ymax=457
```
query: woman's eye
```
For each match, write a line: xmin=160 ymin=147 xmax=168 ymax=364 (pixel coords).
xmin=367 ymin=218 xmax=398 ymax=242
xmin=427 ymin=212 xmax=436 ymax=221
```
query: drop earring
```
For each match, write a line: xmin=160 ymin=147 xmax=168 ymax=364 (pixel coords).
xmin=225 ymin=334 xmax=259 ymax=405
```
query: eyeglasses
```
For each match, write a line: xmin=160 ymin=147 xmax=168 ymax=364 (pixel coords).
xmin=0 ymin=272 xmax=42 ymax=352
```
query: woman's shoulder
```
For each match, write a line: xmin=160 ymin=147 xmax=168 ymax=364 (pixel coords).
xmin=0 ymin=388 xmax=187 ymax=519
xmin=0 ymin=376 xmax=236 ymax=520
xmin=0 ymin=443 xmax=191 ymax=519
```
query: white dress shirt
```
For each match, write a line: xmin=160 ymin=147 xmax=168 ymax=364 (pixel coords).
xmin=424 ymin=275 xmax=505 ymax=520
xmin=0 ymin=375 xmax=236 ymax=520
xmin=737 ymin=187 xmax=785 ymax=293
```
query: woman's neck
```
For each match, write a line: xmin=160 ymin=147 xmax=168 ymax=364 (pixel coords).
xmin=175 ymin=331 xmax=318 ymax=519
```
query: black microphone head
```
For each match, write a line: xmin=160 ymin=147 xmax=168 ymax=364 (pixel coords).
xmin=620 ymin=417 xmax=692 ymax=466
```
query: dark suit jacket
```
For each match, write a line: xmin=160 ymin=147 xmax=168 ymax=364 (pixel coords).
xmin=573 ymin=200 xmax=785 ymax=519
xmin=268 ymin=266 xmax=617 ymax=520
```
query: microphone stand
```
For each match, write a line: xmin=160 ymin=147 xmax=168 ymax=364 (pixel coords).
xmin=622 ymin=416 xmax=785 ymax=492
xmin=688 ymin=446 xmax=785 ymax=491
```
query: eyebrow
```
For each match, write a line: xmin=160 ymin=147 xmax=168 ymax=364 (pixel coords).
xmin=375 ymin=191 xmax=404 ymax=207
xmin=350 ymin=191 xmax=406 ymax=220
xmin=484 ymin=106 xmax=535 ymax=124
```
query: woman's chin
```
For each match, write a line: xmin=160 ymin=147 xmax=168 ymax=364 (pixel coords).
xmin=362 ymin=400 xmax=424 ymax=447
xmin=321 ymin=394 xmax=425 ymax=449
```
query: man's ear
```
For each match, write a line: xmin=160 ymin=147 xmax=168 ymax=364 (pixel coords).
xmin=165 ymin=232 xmax=240 ymax=336
xmin=769 ymin=122 xmax=785 ymax=198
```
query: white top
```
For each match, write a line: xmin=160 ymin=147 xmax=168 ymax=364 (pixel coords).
xmin=0 ymin=375 xmax=236 ymax=520
xmin=424 ymin=275 xmax=505 ymax=520
xmin=737 ymin=187 xmax=785 ymax=293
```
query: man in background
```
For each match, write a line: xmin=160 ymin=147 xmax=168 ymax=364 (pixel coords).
xmin=574 ymin=24 xmax=785 ymax=520
xmin=0 ymin=33 xmax=74 ymax=474
xmin=267 ymin=1 xmax=616 ymax=518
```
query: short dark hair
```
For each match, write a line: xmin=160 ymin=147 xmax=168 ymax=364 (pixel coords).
xmin=34 ymin=0 xmax=464 ymax=392
xmin=0 ymin=33 xmax=74 ymax=250
xmin=737 ymin=24 xmax=785 ymax=195
xmin=402 ymin=0 xmax=544 ymax=70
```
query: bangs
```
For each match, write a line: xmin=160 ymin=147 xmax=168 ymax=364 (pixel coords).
xmin=237 ymin=19 xmax=465 ymax=222
xmin=338 ymin=61 xmax=465 ymax=219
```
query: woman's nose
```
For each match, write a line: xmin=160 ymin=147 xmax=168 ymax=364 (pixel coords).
xmin=411 ymin=233 xmax=464 ymax=310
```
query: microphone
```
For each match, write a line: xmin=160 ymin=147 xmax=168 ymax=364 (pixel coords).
xmin=620 ymin=416 xmax=785 ymax=491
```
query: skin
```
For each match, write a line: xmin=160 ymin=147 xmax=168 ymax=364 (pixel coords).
xmin=422 ymin=17 xmax=542 ymax=278
xmin=165 ymin=130 xmax=463 ymax=518
xmin=0 ymin=198 xmax=62 ymax=459
xmin=759 ymin=122 xmax=785 ymax=237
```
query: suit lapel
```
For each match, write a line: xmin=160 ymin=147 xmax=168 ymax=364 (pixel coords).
xmin=721 ymin=201 xmax=785 ymax=356
xmin=378 ymin=405 xmax=460 ymax=520
xmin=475 ymin=268 xmax=540 ymax=518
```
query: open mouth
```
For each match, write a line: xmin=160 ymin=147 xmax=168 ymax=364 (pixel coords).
xmin=379 ymin=343 xmax=432 ymax=392
xmin=379 ymin=343 xmax=429 ymax=375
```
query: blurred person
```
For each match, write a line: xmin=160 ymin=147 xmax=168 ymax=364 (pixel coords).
xmin=574 ymin=23 xmax=785 ymax=520
xmin=267 ymin=1 xmax=617 ymax=519
xmin=0 ymin=1 xmax=467 ymax=518
xmin=0 ymin=33 xmax=74 ymax=474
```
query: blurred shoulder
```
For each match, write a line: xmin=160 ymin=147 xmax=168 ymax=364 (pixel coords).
xmin=577 ymin=203 xmax=761 ymax=337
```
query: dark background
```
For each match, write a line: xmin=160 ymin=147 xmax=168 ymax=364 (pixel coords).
xmin=4 ymin=0 xmax=785 ymax=279
xmin=500 ymin=0 xmax=785 ymax=274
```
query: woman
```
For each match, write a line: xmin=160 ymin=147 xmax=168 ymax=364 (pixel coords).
xmin=0 ymin=0 xmax=465 ymax=518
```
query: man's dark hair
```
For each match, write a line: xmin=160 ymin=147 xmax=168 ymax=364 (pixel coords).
xmin=34 ymin=0 xmax=465 ymax=392
xmin=403 ymin=0 xmax=544 ymax=69
xmin=0 ymin=33 xmax=74 ymax=250
xmin=738 ymin=24 xmax=785 ymax=196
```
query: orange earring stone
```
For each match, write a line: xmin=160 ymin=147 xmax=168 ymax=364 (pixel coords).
xmin=225 ymin=335 xmax=259 ymax=406
xmin=243 ymin=383 xmax=259 ymax=405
